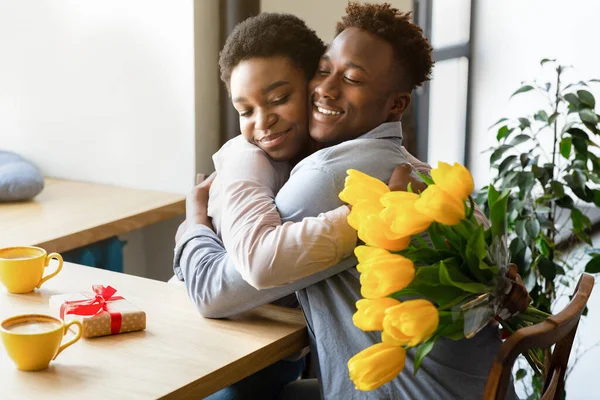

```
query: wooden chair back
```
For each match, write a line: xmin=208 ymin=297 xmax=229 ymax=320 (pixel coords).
xmin=483 ymin=273 xmax=595 ymax=400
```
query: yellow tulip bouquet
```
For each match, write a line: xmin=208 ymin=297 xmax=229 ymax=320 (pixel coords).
xmin=340 ymin=162 xmax=550 ymax=391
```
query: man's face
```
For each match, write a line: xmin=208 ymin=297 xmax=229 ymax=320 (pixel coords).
xmin=308 ymin=27 xmax=405 ymax=146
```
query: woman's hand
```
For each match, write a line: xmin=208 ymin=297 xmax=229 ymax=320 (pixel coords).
xmin=185 ymin=172 xmax=217 ymax=230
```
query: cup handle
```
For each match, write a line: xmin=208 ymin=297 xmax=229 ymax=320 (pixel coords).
xmin=53 ymin=320 xmax=83 ymax=360
xmin=37 ymin=252 xmax=64 ymax=288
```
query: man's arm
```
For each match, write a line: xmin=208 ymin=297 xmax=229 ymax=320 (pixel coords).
xmin=173 ymin=224 xmax=357 ymax=318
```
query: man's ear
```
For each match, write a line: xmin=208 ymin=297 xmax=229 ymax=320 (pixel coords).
xmin=390 ymin=92 xmax=411 ymax=119
xmin=388 ymin=92 xmax=412 ymax=121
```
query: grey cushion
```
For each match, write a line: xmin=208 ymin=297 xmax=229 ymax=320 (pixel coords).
xmin=0 ymin=151 xmax=44 ymax=202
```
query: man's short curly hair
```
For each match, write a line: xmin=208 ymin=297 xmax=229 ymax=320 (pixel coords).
xmin=219 ymin=13 xmax=326 ymax=93
xmin=335 ymin=2 xmax=433 ymax=91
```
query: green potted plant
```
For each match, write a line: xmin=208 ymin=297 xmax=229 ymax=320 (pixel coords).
xmin=477 ymin=59 xmax=600 ymax=398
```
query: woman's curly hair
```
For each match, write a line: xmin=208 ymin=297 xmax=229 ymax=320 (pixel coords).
xmin=335 ymin=2 xmax=434 ymax=91
xmin=219 ymin=13 xmax=326 ymax=92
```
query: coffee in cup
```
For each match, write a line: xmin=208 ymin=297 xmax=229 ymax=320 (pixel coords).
xmin=0 ymin=314 xmax=82 ymax=371
xmin=0 ymin=246 xmax=63 ymax=293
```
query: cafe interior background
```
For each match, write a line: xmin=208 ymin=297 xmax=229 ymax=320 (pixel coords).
xmin=1 ymin=0 xmax=598 ymax=398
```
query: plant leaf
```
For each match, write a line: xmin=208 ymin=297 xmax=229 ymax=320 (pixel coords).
xmin=498 ymin=155 xmax=518 ymax=176
xmin=497 ymin=126 xmax=513 ymax=141
xmin=516 ymin=369 xmax=527 ymax=381
xmin=579 ymin=109 xmax=599 ymax=124
xmin=518 ymin=118 xmax=531 ymax=129
xmin=540 ymin=58 xmax=555 ymax=66
xmin=538 ymin=256 xmax=557 ymax=281
xmin=490 ymin=190 xmax=510 ymax=239
xmin=465 ymin=226 xmax=488 ymax=282
xmin=439 ymin=260 xmax=488 ymax=293
xmin=567 ymin=127 xmax=589 ymax=140
xmin=490 ymin=145 xmax=512 ymax=165
xmin=510 ymin=134 xmax=531 ymax=146
xmin=415 ymin=170 xmax=434 ymax=185
xmin=511 ymin=85 xmax=534 ymax=97
xmin=526 ymin=218 xmax=541 ymax=239
xmin=560 ymin=137 xmax=572 ymax=158
xmin=534 ymin=110 xmax=549 ymax=122
xmin=488 ymin=184 xmax=500 ymax=207
xmin=585 ymin=255 xmax=600 ymax=273
xmin=564 ymin=93 xmax=580 ymax=107
xmin=518 ymin=172 xmax=536 ymax=196
xmin=489 ymin=117 xmax=509 ymax=129
xmin=414 ymin=337 xmax=437 ymax=375
xmin=577 ymin=89 xmax=596 ymax=108
xmin=550 ymin=181 xmax=565 ymax=197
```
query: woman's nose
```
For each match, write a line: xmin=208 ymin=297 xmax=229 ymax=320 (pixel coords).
xmin=255 ymin=109 xmax=277 ymax=130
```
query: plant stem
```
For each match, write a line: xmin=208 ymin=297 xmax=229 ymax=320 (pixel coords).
xmin=545 ymin=67 xmax=562 ymax=299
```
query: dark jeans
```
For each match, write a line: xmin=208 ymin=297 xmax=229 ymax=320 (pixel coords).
xmin=204 ymin=358 xmax=306 ymax=400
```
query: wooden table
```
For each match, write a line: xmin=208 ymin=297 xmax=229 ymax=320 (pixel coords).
xmin=0 ymin=262 xmax=308 ymax=399
xmin=0 ymin=178 xmax=186 ymax=253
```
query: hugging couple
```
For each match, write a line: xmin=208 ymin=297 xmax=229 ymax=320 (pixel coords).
xmin=173 ymin=2 xmax=517 ymax=400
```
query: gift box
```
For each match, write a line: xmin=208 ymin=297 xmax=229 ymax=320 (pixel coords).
xmin=49 ymin=285 xmax=146 ymax=338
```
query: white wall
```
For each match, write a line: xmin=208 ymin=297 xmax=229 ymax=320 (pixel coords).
xmin=470 ymin=0 xmax=600 ymax=188
xmin=0 ymin=0 xmax=220 ymax=279
xmin=261 ymin=0 xmax=413 ymax=42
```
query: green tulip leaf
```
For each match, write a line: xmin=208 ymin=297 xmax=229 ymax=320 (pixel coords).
xmin=466 ymin=226 xmax=487 ymax=282
xmin=439 ymin=260 xmax=489 ymax=293
xmin=413 ymin=337 xmax=437 ymax=375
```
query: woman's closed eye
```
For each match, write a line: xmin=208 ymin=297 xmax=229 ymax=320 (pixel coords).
xmin=239 ymin=109 xmax=253 ymax=117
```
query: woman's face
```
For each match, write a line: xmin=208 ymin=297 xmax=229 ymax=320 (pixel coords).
xmin=230 ymin=56 xmax=310 ymax=161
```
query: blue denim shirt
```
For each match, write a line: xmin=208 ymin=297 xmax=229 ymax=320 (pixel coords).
xmin=174 ymin=121 xmax=516 ymax=400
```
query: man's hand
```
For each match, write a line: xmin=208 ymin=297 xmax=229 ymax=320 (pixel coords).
xmin=185 ymin=172 xmax=216 ymax=231
xmin=388 ymin=164 xmax=427 ymax=193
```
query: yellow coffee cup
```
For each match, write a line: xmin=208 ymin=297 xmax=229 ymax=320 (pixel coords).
xmin=0 ymin=314 xmax=83 ymax=371
xmin=0 ymin=246 xmax=63 ymax=293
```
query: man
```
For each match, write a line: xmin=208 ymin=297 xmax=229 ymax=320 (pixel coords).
xmin=175 ymin=3 xmax=516 ymax=399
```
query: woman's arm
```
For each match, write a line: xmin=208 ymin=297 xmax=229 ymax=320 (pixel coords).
xmin=213 ymin=139 xmax=357 ymax=290
xmin=173 ymin=223 xmax=357 ymax=318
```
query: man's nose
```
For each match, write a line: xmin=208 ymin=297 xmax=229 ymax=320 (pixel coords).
xmin=314 ymin=75 xmax=340 ymax=100
xmin=255 ymin=109 xmax=277 ymax=130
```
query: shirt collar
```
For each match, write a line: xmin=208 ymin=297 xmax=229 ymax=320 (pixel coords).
xmin=356 ymin=121 xmax=403 ymax=141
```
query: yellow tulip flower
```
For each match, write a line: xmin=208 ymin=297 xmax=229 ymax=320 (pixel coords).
xmin=339 ymin=169 xmax=390 ymax=206
xmin=354 ymin=245 xmax=391 ymax=265
xmin=431 ymin=162 xmax=474 ymax=202
xmin=358 ymin=218 xmax=410 ymax=252
xmin=382 ymin=299 xmax=439 ymax=347
xmin=355 ymin=248 xmax=411 ymax=274
xmin=348 ymin=343 xmax=406 ymax=391
xmin=414 ymin=185 xmax=465 ymax=225
xmin=347 ymin=199 xmax=384 ymax=231
xmin=380 ymin=192 xmax=434 ymax=237
xmin=353 ymin=298 xmax=402 ymax=331
xmin=360 ymin=257 xmax=415 ymax=298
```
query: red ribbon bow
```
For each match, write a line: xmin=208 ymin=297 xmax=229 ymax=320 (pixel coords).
xmin=60 ymin=285 xmax=124 ymax=335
